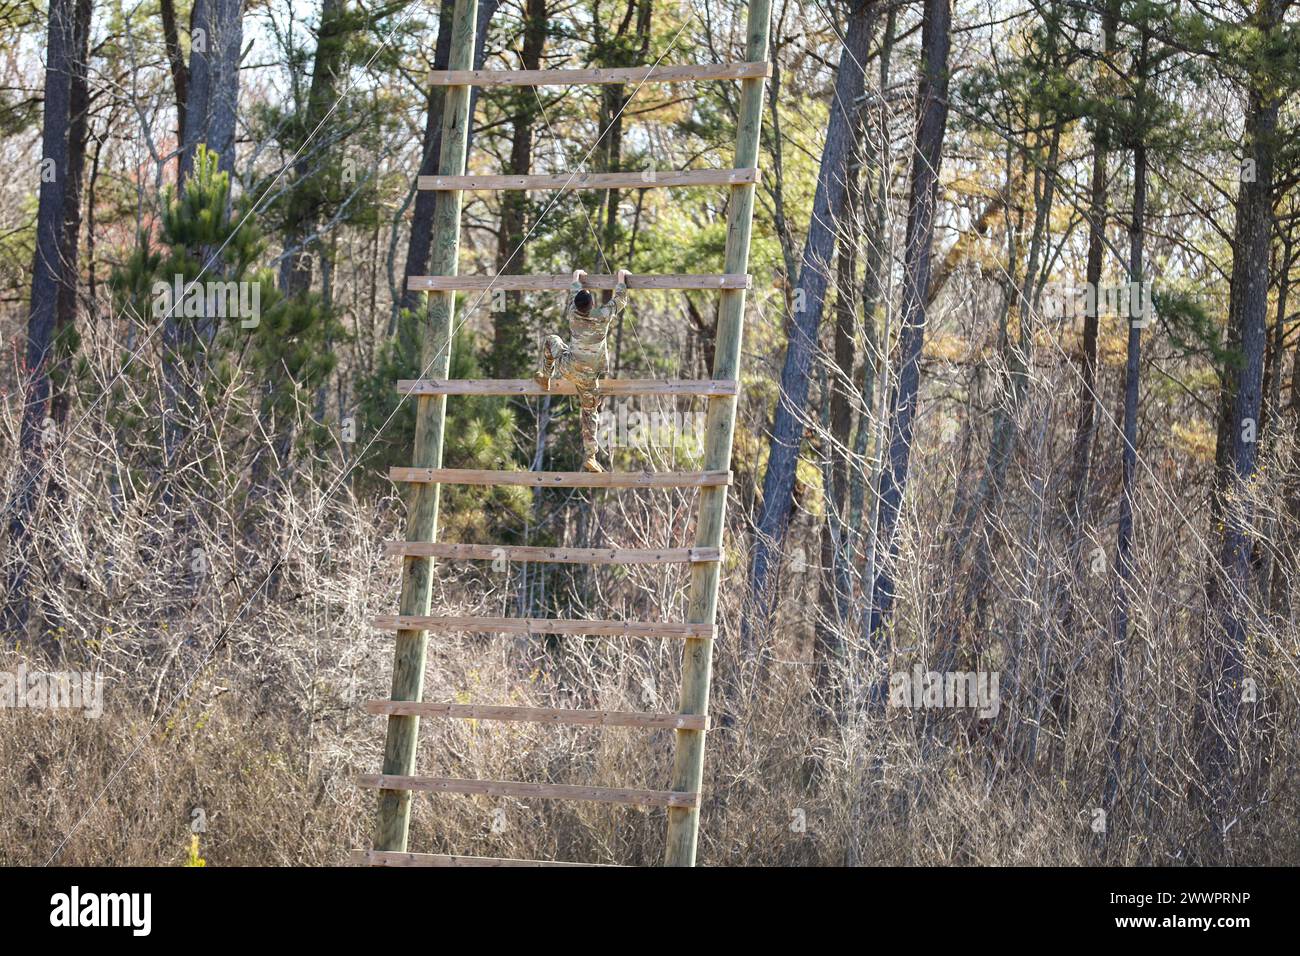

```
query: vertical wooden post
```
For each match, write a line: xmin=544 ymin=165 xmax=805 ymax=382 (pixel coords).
xmin=374 ymin=0 xmax=479 ymax=852
xmin=664 ymin=0 xmax=772 ymax=867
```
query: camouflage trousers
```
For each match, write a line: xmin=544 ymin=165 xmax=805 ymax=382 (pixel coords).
xmin=539 ymin=334 xmax=602 ymax=463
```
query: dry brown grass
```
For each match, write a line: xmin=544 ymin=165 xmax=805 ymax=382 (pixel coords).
xmin=1 ymin=280 xmax=1298 ymax=868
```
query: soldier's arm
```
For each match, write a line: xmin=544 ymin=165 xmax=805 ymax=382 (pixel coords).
xmin=596 ymin=270 xmax=630 ymax=324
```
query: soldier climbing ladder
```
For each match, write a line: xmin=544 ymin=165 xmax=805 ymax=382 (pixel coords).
xmin=352 ymin=0 xmax=772 ymax=867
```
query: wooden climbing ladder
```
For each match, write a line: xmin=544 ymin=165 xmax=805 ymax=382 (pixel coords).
xmin=353 ymin=0 xmax=771 ymax=868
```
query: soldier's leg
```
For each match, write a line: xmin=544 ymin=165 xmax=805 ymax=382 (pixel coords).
xmin=575 ymin=377 xmax=603 ymax=472
xmin=536 ymin=334 xmax=567 ymax=390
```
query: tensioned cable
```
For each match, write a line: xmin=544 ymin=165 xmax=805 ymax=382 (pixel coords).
xmin=43 ymin=6 xmax=704 ymax=863
xmin=5 ymin=1 xmax=432 ymax=538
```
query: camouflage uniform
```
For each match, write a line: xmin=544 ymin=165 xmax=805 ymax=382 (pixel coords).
xmin=536 ymin=280 xmax=628 ymax=469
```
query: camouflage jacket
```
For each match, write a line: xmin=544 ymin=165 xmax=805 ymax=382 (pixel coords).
xmin=564 ymin=280 xmax=628 ymax=375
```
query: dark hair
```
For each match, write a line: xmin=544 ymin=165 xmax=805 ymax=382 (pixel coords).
xmin=573 ymin=289 xmax=594 ymax=314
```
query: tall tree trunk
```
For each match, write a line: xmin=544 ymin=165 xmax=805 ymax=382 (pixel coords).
xmin=1277 ymin=313 xmax=1300 ymax=611
xmin=163 ymin=0 xmax=244 ymax=505
xmin=1065 ymin=61 xmax=1113 ymax=549
xmin=179 ymin=0 xmax=244 ymax=183
xmin=396 ymin=0 xmax=498 ymax=321
xmin=763 ymin=25 xmax=801 ymax=289
xmin=1104 ymin=131 xmax=1147 ymax=818
xmin=867 ymin=0 xmax=951 ymax=638
xmin=160 ymin=0 xmax=189 ymax=152
xmin=953 ymin=125 xmax=1060 ymax=638
xmin=848 ymin=3 xmax=895 ymax=614
xmin=278 ymin=0 xmax=350 ymax=298
xmin=944 ymin=11 xmax=1069 ymax=644
xmin=3 ymin=0 xmax=78 ymax=644
xmin=814 ymin=87 xmax=867 ymax=723
xmin=594 ymin=0 xmax=651 ymax=313
xmin=1048 ymin=0 xmax=1119 ymax=772
xmin=51 ymin=0 xmax=93 ymax=432
xmin=1197 ymin=60 xmax=1280 ymax=837
xmin=493 ymin=0 xmax=547 ymax=378
xmin=397 ymin=0 xmax=454 ymax=321
xmin=747 ymin=0 xmax=876 ymax=654
xmin=1268 ymin=235 xmax=1296 ymax=611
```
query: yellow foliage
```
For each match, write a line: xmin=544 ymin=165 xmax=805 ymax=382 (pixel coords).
xmin=924 ymin=332 xmax=968 ymax=363
xmin=1172 ymin=420 xmax=1216 ymax=463
xmin=1097 ymin=328 xmax=1129 ymax=367
xmin=184 ymin=834 xmax=207 ymax=867
xmin=796 ymin=456 xmax=824 ymax=519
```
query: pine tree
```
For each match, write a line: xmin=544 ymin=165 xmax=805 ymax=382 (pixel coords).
xmin=107 ymin=146 xmax=343 ymax=498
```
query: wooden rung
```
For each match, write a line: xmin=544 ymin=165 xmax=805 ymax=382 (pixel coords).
xmin=358 ymin=774 xmax=700 ymax=808
xmin=407 ymin=273 xmax=751 ymax=291
xmin=371 ymin=614 xmax=714 ymax=639
xmin=418 ymin=168 xmax=759 ymax=191
xmin=382 ymin=542 xmax=722 ymax=564
xmin=425 ymin=61 xmax=771 ymax=87
xmin=396 ymin=377 xmax=740 ymax=397
xmin=351 ymin=849 xmax=610 ymax=867
xmin=390 ymin=467 xmax=731 ymax=488
xmin=365 ymin=700 xmax=709 ymax=730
